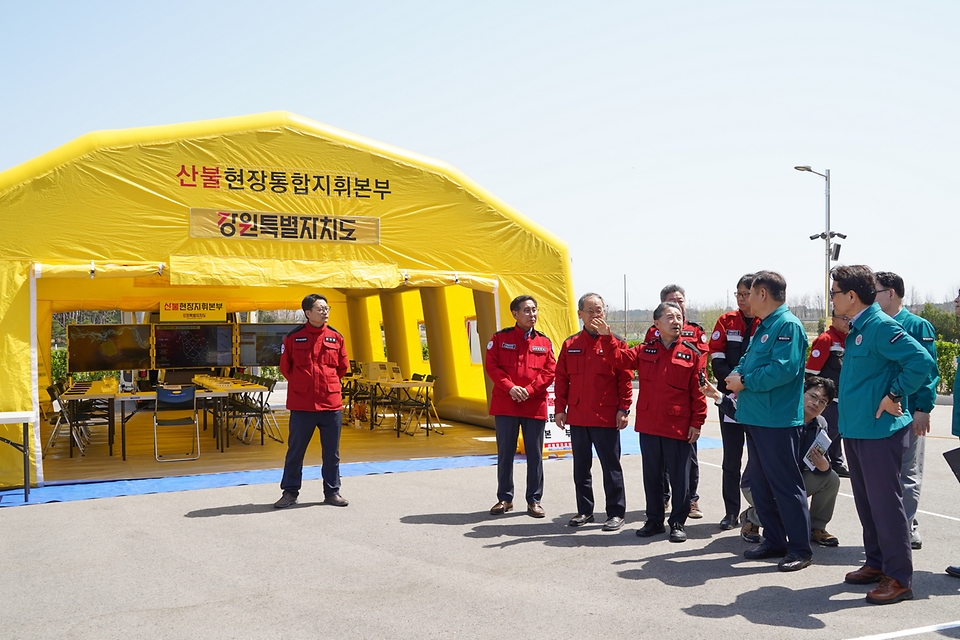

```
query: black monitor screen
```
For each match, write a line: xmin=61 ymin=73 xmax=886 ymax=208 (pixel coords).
xmin=238 ymin=324 xmax=300 ymax=366
xmin=67 ymin=324 xmax=153 ymax=373
xmin=154 ymin=324 xmax=234 ymax=369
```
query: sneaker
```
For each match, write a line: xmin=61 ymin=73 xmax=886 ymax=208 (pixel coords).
xmin=602 ymin=516 xmax=625 ymax=531
xmin=688 ymin=500 xmax=703 ymax=519
xmin=741 ymin=519 xmax=761 ymax=543
xmin=910 ymin=529 xmax=922 ymax=550
xmin=273 ymin=492 xmax=298 ymax=509
xmin=324 ymin=493 xmax=349 ymax=507
xmin=812 ymin=528 xmax=839 ymax=547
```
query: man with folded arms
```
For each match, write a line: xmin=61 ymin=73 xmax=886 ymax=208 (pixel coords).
xmin=725 ymin=271 xmax=812 ymax=572
xmin=555 ymin=293 xmax=633 ymax=531
xmin=590 ymin=301 xmax=706 ymax=543
xmin=830 ymin=265 xmax=936 ymax=605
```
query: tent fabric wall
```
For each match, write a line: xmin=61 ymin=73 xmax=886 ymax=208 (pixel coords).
xmin=0 ymin=111 xmax=577 ymax=488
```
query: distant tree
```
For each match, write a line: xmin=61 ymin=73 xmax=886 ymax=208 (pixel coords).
xmin=918 ymin=303 xmax=960 ymax=342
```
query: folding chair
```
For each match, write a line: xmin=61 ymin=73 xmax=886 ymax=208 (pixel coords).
xmin=154 ymin=384 xmax=201 ymax=462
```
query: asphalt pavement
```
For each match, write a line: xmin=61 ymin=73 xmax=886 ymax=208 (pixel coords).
xmin=2 ymin=409 xmax=959 ymax=639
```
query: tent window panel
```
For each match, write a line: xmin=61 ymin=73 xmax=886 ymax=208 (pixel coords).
xmin=419 ymin=322 xmax=429 ymax=361
xmin=466 ymin=317 xmax=481 ymax=365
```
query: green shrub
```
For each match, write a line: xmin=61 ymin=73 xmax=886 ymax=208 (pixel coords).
xmin=936 ymin=340 xmax=958 ymax=395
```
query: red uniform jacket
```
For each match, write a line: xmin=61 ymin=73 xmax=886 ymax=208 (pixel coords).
xmin=645 ymin=321 xmax=708 ymax=369
xmin=555 ymin=330 xmax=634 ymax=428
xmin=708 ymin=310 xmax=758 ymax=394
xmin=280 ymin=323 xmax=349 ymax=412
xmin=805 ymin=326 xmax=846 ymax=386
xmin=600 ymin=335 xmax=707 ymax=440
xmin=484 ymin=325 xmax=556 ymax=419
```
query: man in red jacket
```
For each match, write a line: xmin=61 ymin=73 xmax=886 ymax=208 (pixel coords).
xmin=274 ymin=294 xmax=350 ymax=509
xmin=643 ymin=284 xmax=708 ymax=519
xmin=555 ymin=293 xmax=634 ymax=531
xmin=591 ymin=301 xmax=707 ymax=542
xmin=485 ymin=295 xmax=557 ymax=518
xmin=708 ymin=273 xmax=758 ymax=529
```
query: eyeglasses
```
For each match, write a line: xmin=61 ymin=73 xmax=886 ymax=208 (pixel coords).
xmin=875 ymin=288 xmax=892 ymax=294
xmin=806 ymin=392 xmax=830 ymax=408
xmin=828 ymin=290 xmax=844 ymax=298
xmin=734 ymin=292 xmax=750 ymax=299
xmin=311 ymin=306 xmax=331 ymax=313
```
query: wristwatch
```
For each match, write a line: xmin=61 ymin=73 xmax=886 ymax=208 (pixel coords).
xmin=618 ymin=409 xmax=630 ymax=416
xmin=887 ymin=391 xmax=902 ymax=403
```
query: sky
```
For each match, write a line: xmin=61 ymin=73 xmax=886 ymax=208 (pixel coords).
xmin=2 ymin=1 xmax=958 ymax=310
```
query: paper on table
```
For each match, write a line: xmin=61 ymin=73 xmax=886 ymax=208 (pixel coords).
xmin=803 ymin=429 xmax=833 ymax=471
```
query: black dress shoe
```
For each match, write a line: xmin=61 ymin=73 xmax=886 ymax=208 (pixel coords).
xmin=778 ymin=553 xmax=812 ymax=572
xmin=719 ymin=514 xmax=737 ymax=530
xmin=744 ymin=542 xmax=786 ymax=560
xmin=635 ymin=521 xmax=666 ymax=537
xmin=669 ymin=522 xmax=687 ymax=543
xmin=568 ymin=514 xmax=595 ymax=527
xmin=946 ymin=566 xmax=960 ymax=578
xmin=832 ymin=464 xmax=850 ymax=478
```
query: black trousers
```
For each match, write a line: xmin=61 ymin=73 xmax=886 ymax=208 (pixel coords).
xmin=719 ymin=411 xmax=746 ymax=517
xmin=846 ymin=427 xmax=913 ymax=587
xmin=664 ymin=442 xmax=699 ymax=502
xmin=495 ymin=415 xmax=545 ymax=504
xmin=570 ymin=425 xmax=626 ymax=518
xmin=820 ymin=401 xmax=845 ymax=466
xmin=743 ymin=424 xmax=812 ymax=559
xmin=641 ymin=433 xmax=692 ymax=526
xmin=280 ymin=410 xmax=342 ymax=497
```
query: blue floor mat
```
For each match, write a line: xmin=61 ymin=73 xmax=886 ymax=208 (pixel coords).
xmin=0 ymin=431 xmax=721 ymax=507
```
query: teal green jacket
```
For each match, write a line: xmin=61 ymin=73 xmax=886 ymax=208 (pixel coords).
xmin=892 ymin=308 xmax=938 ymax=415
xmin=839 ymin=303 xmax=936 ymax=440
xmin=953 ymin=355 xmax=960 ymax=438
xmin=732 ymin=304 xmax=806 ymax=427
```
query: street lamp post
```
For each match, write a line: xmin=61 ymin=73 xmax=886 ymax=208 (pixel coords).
xmin=795 ymin=166 xmax=845 ymax=328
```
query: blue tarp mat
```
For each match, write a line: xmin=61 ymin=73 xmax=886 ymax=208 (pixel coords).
xmin=0 ymin=430 xmax=722 ymax=507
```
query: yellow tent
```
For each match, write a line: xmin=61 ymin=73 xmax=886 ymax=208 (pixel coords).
xmin=0 ymin=112 xmax=577 ymax=489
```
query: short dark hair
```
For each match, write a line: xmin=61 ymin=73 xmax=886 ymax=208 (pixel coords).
xmin=737 ymin=273 xmax=756 ymax=289
xmin=751 ymin=271 xmax=787 ymax=303
xmin=653 ymin=301 xmax=683 ymax=321
xmin=301 ymin=294 xmax=328 ymax=313
xmin=831 ymin=265 xmax=876 ymax=305
xmin=578 ymin=292 xmax=604 ymax=311
xmin=874 ymin=271 xmax=905 ymax=299
xmin=659 ymin=284 xmax=685 ymax=301
xmin=805 ymin=375 xmax=837 ymax=403
xmin=510 ymin=295 xmax=537 ymax=313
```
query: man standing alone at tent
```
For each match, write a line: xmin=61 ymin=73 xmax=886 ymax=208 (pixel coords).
xmin=485 ymin=295 xmax=557 ymax=518
xmin=274 ymin=294 xmax=350 ymax=509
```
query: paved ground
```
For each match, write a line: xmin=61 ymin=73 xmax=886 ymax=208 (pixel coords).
xmin=2 ymin=410 xmax=960 ymax=639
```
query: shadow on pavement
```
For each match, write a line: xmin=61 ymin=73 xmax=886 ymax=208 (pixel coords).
xmin=184 ymin=501 xmax=325 ymax=517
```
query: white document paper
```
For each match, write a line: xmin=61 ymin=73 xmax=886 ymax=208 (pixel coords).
xmin=803 ymin=429 xmax=833 ymax=471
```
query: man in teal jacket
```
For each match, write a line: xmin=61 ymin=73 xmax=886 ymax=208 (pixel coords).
xmin=949 ymin=288 xmax=960 ymax=580
xmin=831 ymin=265 xmax=936 ymax=606
xmin=875 ymin=271 xmax=939 ymax=551
xmin=725 ymin=271 xmax=812 ymax=572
